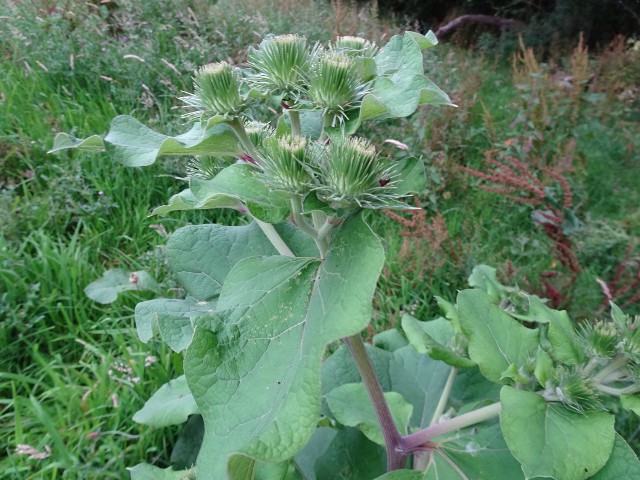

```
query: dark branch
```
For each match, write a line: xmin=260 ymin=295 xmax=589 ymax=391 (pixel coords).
xmin=435 ymin=14 xmax=524 ymax=39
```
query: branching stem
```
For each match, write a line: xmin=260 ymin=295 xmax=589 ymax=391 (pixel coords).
xmin=229 ymin=118 xmax=262 ymax=163
xmin=593 ymin=355 xmax=628 ymax=384
xmin=400 ymin=402 xmax=502 ymax=451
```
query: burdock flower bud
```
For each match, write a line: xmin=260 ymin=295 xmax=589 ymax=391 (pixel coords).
xmin=581 ymin=320 xmax=618 ymax=359
xmin=316 ymin=136 xmax=395 ymax=208
xmin=181 ymin=62 xmax=245 ymax=120
xmin=554 ymin=370 xmax=602 ymax=413
xmin=309 ymin=51 xmax=367 ymax=124
xmin=186 ymin=156 xmax=226 ymax=180
xmin=248 ymin=34 xmax=311 ymax=99
xmin=244 ymin=121 xmax=274 ymax=148
xmin=333 ymin=36 xmax=377 ymax=57
xmin=618 ymin=317 xmax=640 ymax=363
xmin=258 ymin=134 xmax=314 ymax=194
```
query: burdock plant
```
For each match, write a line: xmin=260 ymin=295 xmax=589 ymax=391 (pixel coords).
xmin=51 ymin=31 xmax=640 ymax=480
xmin=309 ymin=50 xmax=366 ymax=125
xmin=315 ymin=136 xmax=397 ymax=209
xmin=180 ymin=61 xmax=246 ymax=120
xmin=258 ymin=134 xmax=314 ymax=194
xmin=248 ymin=34 xmax=311 ymax=101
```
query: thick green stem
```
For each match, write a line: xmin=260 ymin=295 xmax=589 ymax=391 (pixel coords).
xmin=288 ymin=109 xmax=302 ymax=137
xmin=229 ymin=118 xmax=262 ymax=163
xmin=344 ymin=334 xmax=407 ymax=471
xmin=429 ymin=367 xmax=458 ymax=426
xmin=593 ymin=355 xmax=628 ymax=384
xmin=597 ymin=384 xmax=640 ymax=396
xmin=290 ymin=196 xmax=316 ymax=236
xmin=400 ymin=402 xmax=502 ymax=451
xmin=311 ymin=210 xmax=326 ymax=230
xmin=253 ymin=218 xmax=294 ymax=257
xmin=318 ymin=113 xmax=332 ymax=142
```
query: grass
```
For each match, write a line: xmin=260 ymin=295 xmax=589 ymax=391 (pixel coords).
xmin=1 ymin=0 xmax=639 ymax=477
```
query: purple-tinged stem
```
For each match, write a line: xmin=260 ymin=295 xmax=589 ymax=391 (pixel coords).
xmin=344 ymin=334 xmax=407 ymax=471
xmin=400 ymin=402 xmax=501 ymax=451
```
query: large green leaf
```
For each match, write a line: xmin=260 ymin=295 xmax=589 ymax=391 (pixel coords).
xmin=325 ymin=383 xmax=413 ymax=445
xmin=374 ymin=472 xmax=422 ymax=480
xmin=621 ymin=394 xmax=640 ymax=416
xmin=467 ymin=265 xmax=506 ymax=304
xmin=48 ymin=133 xmax=105 ymax=153
xmin=331 ymin=32 xmax=452 ymax=135
xmin=188 ymin=164 xmax=290 ymax=223
xmin=293 ymin=427 xmax=337 ymax=480
xmin=166 ymin=222 xmax=316 ymax=302
xmin=422 ymin=423 xmax=524 ymax=480
xmin=448 ymin=367 xmax=502 ymax=409
xmin=389 ymin=347 xmax=453 ymax=428
xmin=589 ymin=433 xmax=640 ymax=479
xmin=321 ymin=344 xmax=452 ymax=429
xmin=128 ymin=464 xmax=183 ymax=480
xmin=152 ymin=187 xmax=244 ymax=217
xmin=456 ymin=289 xmax=539 ymax=384
xmin=375 ymin=31 xmax=439 ymax=75
xmin=171 ymin=414 xmax=204 ymax=470
xmin=134 ymin=298 xmax=215 ymax=351
xmin=275 ymin=109 xmax=324 ymax=140
xmin=372 ymin=328 xmax=409 ymax=352
xmin=84 ymin=269 xmax=158 ymax=304
xmin=321 ymin=344 xmax=394 ymax=400
xmin=523 ymin=295 xmax=584 ymax=365
xmin=312 ymin=427 xmax=386 ymax=479
xmin=51 ymin=115 xmax=240 ymax=166
xmin=402 ymin=315 xmax=475 ymax=368
xmin=184 ymin=215 xmax=385 ymax=479
xmin=228 ymin=456 xmax=299 ymax=480
xmin=132 ymin=375 xmax=198 ymax=428
xmin=392 ymin=157 xmax=427 ymax=197
xmin=500 ymin=386 xmax=615 ymax=480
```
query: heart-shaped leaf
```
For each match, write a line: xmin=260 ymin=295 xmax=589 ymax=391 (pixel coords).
xmin=184 ymin=215 xmax=384 ymax=478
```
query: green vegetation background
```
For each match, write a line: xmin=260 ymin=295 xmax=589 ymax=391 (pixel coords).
xmin=1 ymin=0 xmax=638 ymax=478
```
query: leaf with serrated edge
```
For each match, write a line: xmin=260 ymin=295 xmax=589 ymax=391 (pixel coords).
xmin=133 ymin=375 xmax=198 ymax=428
xmin=184 ymin=215 xmax=384 ymax=479
xmin=325 ymin=383 xmax=412 ymax=445
xmin=85 ymin=269 xmax=157 ymax=304
xmin=456 ymin=289 xmax=539 ymax=384
xmin=500 ymin=386 xmax=615 ymax=480
xmin=589 ymin=433 xmax=640 ymax=479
